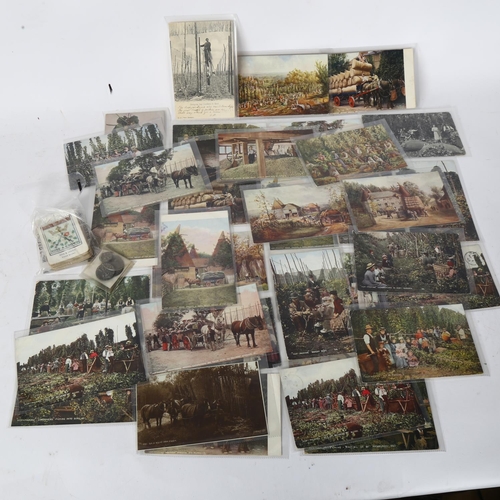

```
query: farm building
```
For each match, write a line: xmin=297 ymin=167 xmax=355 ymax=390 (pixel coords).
xmin=271 ymin=199 xmax=302 ymax=219
xmin=368 ymin=191 xmax=403 ymax=212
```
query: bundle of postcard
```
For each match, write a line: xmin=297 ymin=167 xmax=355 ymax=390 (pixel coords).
xmin=14 ymin=22 xmax=497 ymax=458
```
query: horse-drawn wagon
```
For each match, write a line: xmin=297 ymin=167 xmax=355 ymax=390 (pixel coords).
xmin=330 ymin=84 xmax=378 ymax=108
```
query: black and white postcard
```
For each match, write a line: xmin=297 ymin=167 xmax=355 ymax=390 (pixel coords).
xmin=168 ymin=20 xmax=236 ymax=119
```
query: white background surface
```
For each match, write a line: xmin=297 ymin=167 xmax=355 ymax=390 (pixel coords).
xmin=2 ymin=1 xmax=500 ymax=498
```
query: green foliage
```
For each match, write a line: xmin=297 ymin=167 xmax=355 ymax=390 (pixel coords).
xmin=375 ymin=50 xmax=404 ymax=81
xmin=328 ymin=53 xmax=350 ymax=76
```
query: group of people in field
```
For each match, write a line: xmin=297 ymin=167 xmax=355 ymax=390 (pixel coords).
xmin=363 ymin=323 xmax=468 ymax=371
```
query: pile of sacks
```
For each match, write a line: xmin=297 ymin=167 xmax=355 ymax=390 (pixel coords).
xmin=329 ymin=59 xmax=378 ymax=96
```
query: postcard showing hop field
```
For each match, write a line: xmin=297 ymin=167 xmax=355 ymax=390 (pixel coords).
xmin=351 ymin=304 xmax=483 ymax=382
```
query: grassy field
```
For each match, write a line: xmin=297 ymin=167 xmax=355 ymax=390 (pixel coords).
xmin=162 ymin=284 xmax=237 ymax=309
xmin=104 ymin=239 xmax=156 ymax=259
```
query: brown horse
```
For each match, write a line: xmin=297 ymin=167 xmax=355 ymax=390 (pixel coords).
xmin=171 ymin=165 xmax=198 ymax=188
xmin=231 ymin=315 xmax=265 ymax=348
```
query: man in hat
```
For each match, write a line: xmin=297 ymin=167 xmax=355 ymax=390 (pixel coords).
xmin=362 ymin=263 xmax=385 ymax=288
xmin=377 ymin=327 xmax=394 ymax=365
xmin=363 ymin=324 xmax=379 ymax=371
xmin=289 ymin=295 xmax=311 ymax=333
xmin=102 ymin=345 xmax=113 ymax=373
xmin=374 ymin=384 xmax=387 ymax=413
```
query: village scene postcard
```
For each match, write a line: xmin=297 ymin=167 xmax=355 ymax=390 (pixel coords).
xmin=160 ymin=211 xmax=237 ymax=309
xmin=328 ymin=48 xmax=415 ymax=114
xmin=136 ymin=361 xmax=267 ymax=450
xmin=351 ymin=304 xmax=483 ymax=382
xmin=280 ymin=357 xmax=432 ymax=449
xmin=294 ymin=123 xmax=408 ymax=185
xmin=94 ymin=143 xmax=209 ymax=217
xmin=168 ymin=20 xmax=236 ymax=119
xmin=353 ymin=230 xmax=471 ymax=295
xmin=270 ymin=248 xmax=354 ymax=361
xmin=238 ymin=53 xmax=329 ymax=117
xmin=243 ymin=183 xmax=351 ymax=244
xmin=139 ymin=283 xmax=274 ymax=374
xmin=344 ymin=171 xmax=462 ymax=231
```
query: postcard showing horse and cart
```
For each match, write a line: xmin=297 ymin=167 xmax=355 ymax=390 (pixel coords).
xmin=137 ymin=360 xmax=267 ymax=450
xmin=351 ymin=304 xmax=483 ymax=382
xmin=139 ymin=284 xmax=274 ymax=374
xmin=294 ymin=123 xmax=408 ymax=186
xmin=168 ymin=20 xmax=237 ymax=120
xmin=270 ymin=248 xmax=354 ymax=362
xmin=353 ymin=230 xmax=472 ymax=295
xmin=344 ymin=171 xmax=463 ymax=232
xmin=362 ymin=111 xmax=466 ymax=157
xmin=159 ymin=211 xmax=237 ymax=309
xmin=95 ymin=143 xmax=210 ymax=217
xmin=15 ymin=311 xmax=146 ymax=413
xmin=280 ymin=357 xmax=432 ymax=449
xmin=328 ymin=48 xmax=415 ymax=114
xmin=243 ymin=183 xmax=351 ymax=244
xmin=64 ymin=123 xmax=164 ymax=190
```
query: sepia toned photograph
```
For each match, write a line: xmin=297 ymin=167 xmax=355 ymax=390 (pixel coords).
xmin=353 ymin=230 xmax=471 ymax=294
xmin=238 ymin=53 xmax=329 ymax=117
xmin=16 ymin=311 xmax=146 ymax=412
xmin=351 ymin=304 xmax=483 ymax=382
xmin=281 ymin=358 xmax=431 ymax=448
xmin=169 ymin=20 xmax=236 ymax=119
xmin=95 ymin=143 xmax=209 ymax=216
xmin=244 ymin=183 xmax=351 ymax=244
xmin=139 ymin=284 xmax=274 ymax=374
xmin=344 ymin=171 xmax=462 ymax=231
xmin=137 ymin=361 xmax=267 ymax=450
xmin=232 ymin=228 xmax=267 ymax=289
xmin=362 ymin=111 xmax=465 ymax=157
xmin=160 ymin=211 xmax=237 ymax=309
xmin=104 ymin=110 xmax=167 ymax=139
xmin=294 ymin=123 xmax=408 ymax=185
xmin=270 ymin=248 xmax=353 ymax=360
xmin=328 ymin=49 xmax=414 ymax=113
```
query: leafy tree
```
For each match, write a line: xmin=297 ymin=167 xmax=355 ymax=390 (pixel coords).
xmin=315 ymin=61 xmax=329 ymax=96
xmin=328 ymin=53 xmax=350 ymax=76
xmin=376 ymin=50 xmax=404 ymax=81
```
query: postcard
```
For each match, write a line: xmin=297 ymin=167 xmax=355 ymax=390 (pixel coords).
xmin=243 ymin=183 xmax=350 ymax=244
xmin=353 ymin=230 xmax=471 ymax=294
xmin=281 ymin=358 xmax=431 ymax=448
xmin=238 ymin=53 xmax=329 ymax=117
xmin=92 ymin=199 xmax=159 ymax=265
xmin=401 ymin=159 xmax=478 ymax=241
xmin=344 ymin=171 xmax=462 ymax=231
xmin=270 ymin=248 xmax=354 ymax=361
xmin=362 ymin=111 xmax=466 ymax=156
xmin=305 ymin=385 xmax=438 ymax=453
xmin=351 ymin=304 xmax=483 ymax=382
xmin=139 ymin=284 xmax=274 ymax=375
xmin=64 ymin=124 xmax=164 ymax=190
xmin=328 ymin=48 xmax=415 ymax=114
xmin=232 ymin=228 xmax=267 ymax=290
xmin=143 ymin=372 xmax=281 ymax=456
xmin=137 ymin=360 xmax=267 ymax=450
xmin=15 ymin=311 xmax=146 ymax=412
xmin=159 ymin=211 xmax=237 ymax=309
xmin=12 ymin=387 xmax=136 ymax=426
xmin=217 ymin=128 xmax=311 ymax=181
xmin=168 ymin=180 xmax=259 ymax=225
xmin=104 ymin=110 xmax=167 ymax=142
xmin=294 ymin=123 xmax=408 ymax=185
xmin=29 ymin=274 xmax=151 ymax=334
xmin=168 ymin=20 xmax=236 ymax=119
xmin=95 ymin=143 xmax=210 ymax=216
